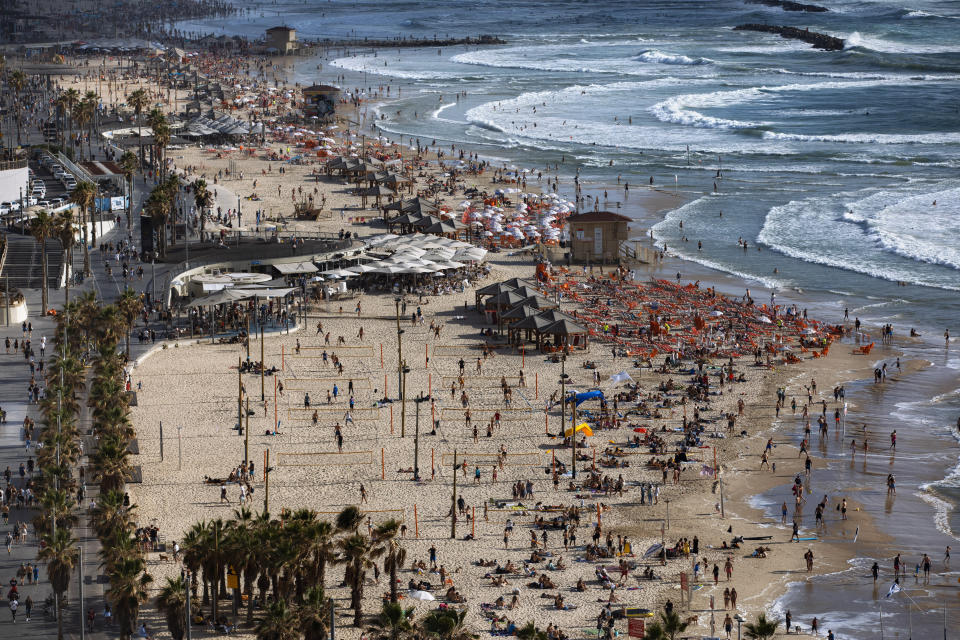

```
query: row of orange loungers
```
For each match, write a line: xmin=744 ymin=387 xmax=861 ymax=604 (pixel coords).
xmin=540 ymin=275 xmax=836 ymax=365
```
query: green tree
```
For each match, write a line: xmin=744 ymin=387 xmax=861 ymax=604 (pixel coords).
xmin=418 ymin=609 xmax=476 ymax=640
xmin=83 ymin=91 xmax=99 ymax=160
xmin=55 ymin=209 xmax=76 ymax=305
xmin=61 ymin=88 xmax=81 ymax=154
xmin=116 ymin=287 xmax=143 ymax=357
xmin=156 ymin=576 xmax=189 ymax=640
xmin=37 ymin=527 xmax=79 ymax=640
xmin=30 ymin=209 xmax=57 ymax=314
xmin=104 ymin=554 xmax=153 ymax=640
xmin=192 ymin=178 xmax=213 ymax=238
xmin=256 ymin=599 xmax=300 ymax=640
xmin=8 ymin=70 xmax=26 ymax=145
xmin=516 ymin=622 xmax=547 ymax=640
xmin=370 ymin=602 xmax=416 ymax=640
xmin=69 ymin=181 xmax=97 ymax=275
xmin=337 ymin=532 xmax=383 ymax=626
xmin=744 ymin=613 xmax=780 ymax=640
xmin=643 ymin=609 xmax=689 ymax=640
xmin=297 ymin=585 xmax=331 ymax=640
xmin=119 ymin=151 xmax=139 ymax=227
xmin=375 ymin=518 xmax=406 ymax=603
xmin=126 ymin=88 xmax=149 ymax=168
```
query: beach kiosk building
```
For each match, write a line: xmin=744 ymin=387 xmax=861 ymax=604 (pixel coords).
xmin=566 ymin=211 xmax=631 ymax=264
xmin=266 ymin=26 xmax=298 ymax=54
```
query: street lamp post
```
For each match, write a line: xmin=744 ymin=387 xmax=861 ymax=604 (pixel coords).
xmin=734 ymin=614 xmax=743 ymax=640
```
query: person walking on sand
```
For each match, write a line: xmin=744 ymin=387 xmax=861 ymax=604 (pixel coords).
xmin=360 ymin=483 xmax=368 ymax=503
xmin=729 ymin=588 xmax=737 ymax=609
xmin=723 ymin=614 xmax=732 ymax=638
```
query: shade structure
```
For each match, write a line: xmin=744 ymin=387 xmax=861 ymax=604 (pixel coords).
xmin=345 ymin=264 xmax=377 ymax=274
xmin=187 ymin=287 xmax=294 ymax=307
xmin=500 ymin=304 xmax=540 ymax=321
xmin=320 ymin=268 xmax=357 ymax=278
xmin=371 ymin=264 xmax=409 ymax=274
xmin=408 ymin=590 xmax=435 ymax=601
xmin=422 ymin=220 xmax=461 ymax=235
xmin=412 ymin=215 xmax=444 ymax=230
xmin=273 ymin=261 xmax=318 ymax=274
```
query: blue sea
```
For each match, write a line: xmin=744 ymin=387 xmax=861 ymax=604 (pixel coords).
xmin=179 ymin=1 xmax=960 ymax=635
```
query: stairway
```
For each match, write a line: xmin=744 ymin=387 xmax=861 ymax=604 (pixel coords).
xmin=1 ymin=233 xmax=64 ymax=290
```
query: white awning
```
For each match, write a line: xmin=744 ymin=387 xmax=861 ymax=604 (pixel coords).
xmin=273 ymin=261 xmax=318 ymax=274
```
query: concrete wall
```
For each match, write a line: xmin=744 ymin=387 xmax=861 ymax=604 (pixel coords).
xmin=0 ymin=167 xmax=29 ymax=203
xmin=0 ymin=298 xmax=28 ymax=325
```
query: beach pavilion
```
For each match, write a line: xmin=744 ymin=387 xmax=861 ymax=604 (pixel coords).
xmin=537 ymin=318 xmax=590 ymax=351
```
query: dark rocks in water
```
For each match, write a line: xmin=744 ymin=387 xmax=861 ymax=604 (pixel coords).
xmin=311 ymin=34 xmax=506 ymax=48
xmin=745 ymin=0 xmax=829 ymax=12
xmin=733 ymin=24 xmax=845 ymax=51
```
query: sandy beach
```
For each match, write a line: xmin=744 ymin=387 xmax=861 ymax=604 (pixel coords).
xmin=15 ymin=44 xmax=929 ymax=640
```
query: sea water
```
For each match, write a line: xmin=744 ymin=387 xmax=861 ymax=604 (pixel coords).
xmin=178 ymin=1 xmax=960 ymax=635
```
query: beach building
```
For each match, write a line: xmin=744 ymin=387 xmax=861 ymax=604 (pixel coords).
xmin=0 ymin=158 xmax=29 ymax=204
xmin=265 ymin=26 xmax=298 ymax=54
xmin=565 ymin=211 xmax=631 ymax=264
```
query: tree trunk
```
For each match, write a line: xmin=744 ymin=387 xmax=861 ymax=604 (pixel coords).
xmin=127 ymin=178 xmax=134 ymax=227
xmin=244 ymin=574 xmax=255 ymax=627
xmin=389 ymin=556 xmax=398 ymax=603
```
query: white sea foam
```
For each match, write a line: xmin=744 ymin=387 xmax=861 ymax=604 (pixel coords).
xmin=635 ymin=50 xmax=710 ymax=65
xmin=650 ymin=77 xmax=958 ymax=135
xmin=331 ymin=55 xmax=465 ymax=80
xmin=757 ymin=185 xmax=960 ymax=291
xmin=845 ymin=30 xmax=960 ymax=54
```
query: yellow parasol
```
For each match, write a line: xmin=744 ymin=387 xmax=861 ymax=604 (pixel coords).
xmin=564 ymin=422 xmax=593 ymax=437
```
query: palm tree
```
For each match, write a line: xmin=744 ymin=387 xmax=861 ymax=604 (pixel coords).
xmin=92 ymin=432 xmax=133 ymax=492
xmin=147 ymin=109 xmax=168 ymax=178
xmin=71 ymin=100 xmax=92 ymax=161
xmin=744 ymin=613 xmax=780 ymax=640
xmin=70 ymin=181 xmax=97 ymax=275
xmin=643 ymin=610 xmax=688 ymax=640
xmin=336 ymin=505 xmax=363 ymax=533
xmin=105 ymin=554 xmax=153 ymax=640
xmin=370 ymin=602 xmax=415 ymax=640
xmin=126 ymin=88 xmax=149 ymax=168
xmin=305 ymin=519 xmax=336 ymax=592
xmin=55 ymin=209 xmax=76 ymax=304
xmin=256 ymin=599 xmax=300 ymax=640
xmin=119 ymin=151 xmax=139 ymax=226
xmin=375 ymin=519 xmax=406 ymax=603
xmin=8 ymin=70 xmax=26 ymax=145
xmin=116 ymin=288 xmax=143 ymax=356
xmin=61 ymin=88 xmax=81 ymax=155
xmin=297 ymin=586 xmax=331 ymax=640
xmin=83 ymin=90 xmax=99 ymax=159
xmin=30 ymin=209 xmax=56 ymax=314
xmin=162 ymin=174 xmax=181 ymax=249
xmin=157 ymin=576 xmax=189 ymax=640
xmin=225 ymin=508 xmax=262 ymax=627
xmin=337 ymin=532 xmax=383 ymax=627
xmin=192 ymin=178 xmax=213 ymax=239
xmin=418 ymin=609 xmax=476 ymax=640
xmin=37 ymin=527 xmax=78 ymax=640
xmin=145 ymin=184 xmax=170 ymax=257
xmin=90 ymin=489 xmax=136 ymax=540
xmin=180 ymin=522 xmax=208 ymax=604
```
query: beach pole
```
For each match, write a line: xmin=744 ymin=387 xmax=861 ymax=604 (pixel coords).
xmin=261 ymin=324 xmax=265 ymax=400
xmin=245 ymin=397 xmax=250 ymax=467
xmin=264 ymin=449 xmax=271 ymax=514
xmin=414 ymin=504 xmax=419 ymax=538
xmin=381 ymin=448 xmax=385 ymax=480
xmin=274 ymin=377 xmax=278 ymax=431
xmin=472 ymin=506 xmax=475 ymax=538
xmin=451 ymin=450 xmax=458 ymax=539
xmin=238 ymin=358 xmax=243 ymax=433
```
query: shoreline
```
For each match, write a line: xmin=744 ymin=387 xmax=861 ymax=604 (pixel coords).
xmin=26 ymin=25 xmax=957 ymax=639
